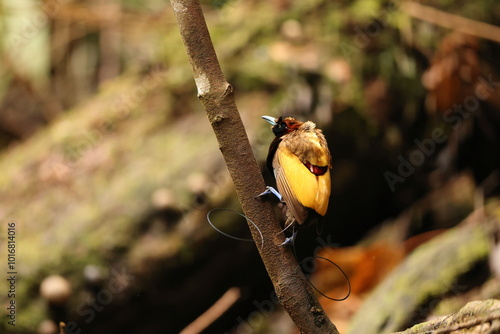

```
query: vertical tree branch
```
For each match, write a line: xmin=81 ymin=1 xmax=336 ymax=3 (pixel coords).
xmin=169 ymin=0 xmax=339 ymax=333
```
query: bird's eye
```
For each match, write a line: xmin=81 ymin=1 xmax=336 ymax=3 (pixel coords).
xmin=272 ymin=121 xmax=287 ymax=135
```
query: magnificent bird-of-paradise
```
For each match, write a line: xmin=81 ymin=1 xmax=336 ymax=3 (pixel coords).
xmin=260 ymin=116 xmax=332 ymax=244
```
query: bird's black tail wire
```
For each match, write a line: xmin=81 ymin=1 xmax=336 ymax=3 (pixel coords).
xmin=207 ymin=207 xmax=351 ymax=301
xmin=291 ymin=233 xmax=351 ymax=301
xmin=206 ymin=208 xmax=264 ymax=250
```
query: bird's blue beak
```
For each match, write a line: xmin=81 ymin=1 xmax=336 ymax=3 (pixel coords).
xmin=262 ymin=116 xmax=277 ymax=126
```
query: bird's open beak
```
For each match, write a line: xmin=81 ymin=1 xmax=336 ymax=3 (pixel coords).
xmin=262 ymin=116 xmax=277 ymax=126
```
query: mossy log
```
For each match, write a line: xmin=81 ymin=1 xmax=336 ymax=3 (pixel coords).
xmin=395 ymin=299 xmax=500 ymax=334
xmin=347 ymin=219 xmax=498 ymax=334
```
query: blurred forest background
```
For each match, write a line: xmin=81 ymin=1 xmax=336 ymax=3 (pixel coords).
xmin=0 ymin=0 xmax=499 ymax=333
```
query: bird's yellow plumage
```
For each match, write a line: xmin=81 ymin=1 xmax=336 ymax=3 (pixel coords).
xmin=274 ymin=145 xmax=331 ymax=223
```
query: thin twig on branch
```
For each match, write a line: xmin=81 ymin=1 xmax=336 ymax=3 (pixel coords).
xmin=402 ymin=1 xmax=500 ymax=44
xmin=180 ymin=287 xmax=241 ymax=334
xmin=169 ymin=0 xmax=339 ymax=333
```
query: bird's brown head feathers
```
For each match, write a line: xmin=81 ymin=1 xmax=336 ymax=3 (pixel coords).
xmin=266 ymin=116 xmax=304 ymax=137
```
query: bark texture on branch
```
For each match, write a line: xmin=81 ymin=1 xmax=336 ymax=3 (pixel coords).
xmin=169 ymin=0 xmax=339 ymax=332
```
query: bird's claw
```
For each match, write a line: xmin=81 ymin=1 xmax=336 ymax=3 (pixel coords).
xmin=278 ymin=231 xmax=297 ymax=247
xmin=257 ymin=186 xmax=295 ymax=246
xmin=255 ymin=186 xmax=283 ymax=202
